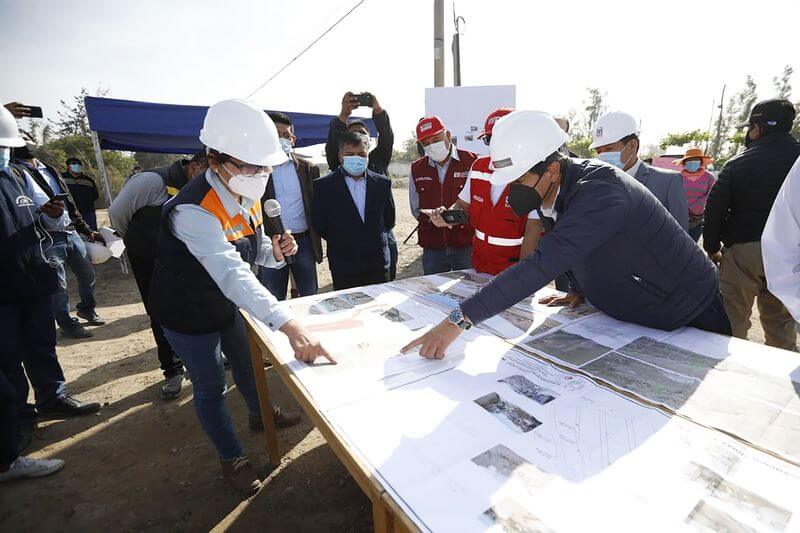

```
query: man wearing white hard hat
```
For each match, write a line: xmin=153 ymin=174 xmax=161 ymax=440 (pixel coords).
xmin=403 ymin=110 xmax=729 ymax=359
xmin=148 ymin=99 xmax=333 ymax=497
xmin=591 ymin=111 xmax=688 ymax=230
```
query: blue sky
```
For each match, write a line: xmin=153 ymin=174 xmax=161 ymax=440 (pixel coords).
xmin=2 ymin=0 xmax=798 ymax=149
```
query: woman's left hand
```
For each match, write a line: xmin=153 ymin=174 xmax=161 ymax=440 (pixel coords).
xmin=272 ymin=231 xmax=297 ymax=262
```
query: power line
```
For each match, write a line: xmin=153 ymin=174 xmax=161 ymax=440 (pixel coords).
xmin=246 ymin=0 xmax=366 ymax=98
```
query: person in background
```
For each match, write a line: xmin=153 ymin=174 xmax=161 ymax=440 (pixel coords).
xmin=591 ymin=111 xmax=688 ymax=230
xmin=402 ymin=111 xmax=729 ymax=360
xmin=762 ymin=155 xmax=800 ymax=323
xmin=12 ymin=133 xmax=105 ymax=339
xmin=129 ymin=165 xmax=142 ymax=178
xmin=259 ymin=112 xmax=322 ymax=300
xmin=0 ymin=107 xmax=99 ymax=457
xmin=427 ymin=108 xmax=544 ymax=276
xmin=674 ymin=148 xmax=716 ymax=242
xmin=313 ymin=131 xmax=395 ymax=289
xmin=410 ymin=116 xmax=477 ymax=274
xmin=704 ymin=98 xmax=800 ymax=350
xmin=61 ymin=158 xmax=99 ymax=230
xmin=109 ymin=152 xmax=208 ymax=400
xmin=325 ymin=92 xmax=398 ymax=280
xmin=148 ymin=99 xmax=332 ymax=497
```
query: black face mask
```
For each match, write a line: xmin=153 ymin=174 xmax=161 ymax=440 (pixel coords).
xmin=13 ymin=144 xmax=35 ymax=161
xmin=508 ymin=176 xmax=553 ymax=217
xmin=743 ymin=131 xmax=754 ymax=148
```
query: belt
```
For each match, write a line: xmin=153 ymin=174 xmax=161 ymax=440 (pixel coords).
xmin=292 ymin=230 xmax=310 ymax=239
xmin=474 ymin=229 xmax=523 ymax=247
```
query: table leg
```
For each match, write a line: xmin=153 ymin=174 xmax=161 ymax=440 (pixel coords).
xmin=246 ymin=325 xmax=281 ymax=467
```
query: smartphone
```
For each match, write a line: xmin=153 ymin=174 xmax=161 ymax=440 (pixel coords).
xmin=355 ymin=93 xmax=374 ymax=107
xmin=25 ymin=105 xmax=44 ymax=118
xmin=52 ymin=193 xmax=70 ymax=203
xmin=441 ymin=209 xmax=468 ymax=225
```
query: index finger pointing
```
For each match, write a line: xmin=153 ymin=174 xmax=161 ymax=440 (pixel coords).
xmin=401 ymin=336 xmax=425 ymax=354
xmin=320 ymin=346 xmax=337 ymax=365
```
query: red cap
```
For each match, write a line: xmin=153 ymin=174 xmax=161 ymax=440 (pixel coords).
xmin=478 ymin=108 xmax=514 ymax=139
xmin=416 ymin=116 xmax=446 ymax=142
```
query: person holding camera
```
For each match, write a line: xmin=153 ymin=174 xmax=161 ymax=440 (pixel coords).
xmin=325 ymin=91 xmax=398 ymax=279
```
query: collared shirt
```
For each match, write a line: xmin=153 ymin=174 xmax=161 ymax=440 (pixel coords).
xmin=271 ymin=158 xmax=308 ymax=233
xmin=540 ymin=186 xmax=561 ymax=221
xmin=627 ymin=158 xmax=643 ymax=178
xmin=109 ymin=171 xmax=170 ymax=237
xmin=344 ymin=173 xmax=367 ymax=222
xmin=409 ymin=145 xmax=460 ymax=219
xmin=169 ymin=170 xmax=292 ymax=331
xmin=19 ymin=167 xmax=71 ymax=232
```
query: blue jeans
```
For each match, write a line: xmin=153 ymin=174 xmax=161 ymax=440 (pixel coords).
xmin=688 ymin=224 xmax=703 ymax=243
xmin=422 ymin=246 xmax=473 ymax=275
xmin=48 ymin=232 xmax=97 ymax=328
xmin=163 ymin=313 xmax=261 ymax=461
xmin=258 ymin=233 xmax=318 ymax=301
xmin=0 ymin=295 xmax=66 ymax=426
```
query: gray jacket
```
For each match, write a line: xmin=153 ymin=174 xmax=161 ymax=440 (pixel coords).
xmin=634 ymin=163 xmax=688 ymax=230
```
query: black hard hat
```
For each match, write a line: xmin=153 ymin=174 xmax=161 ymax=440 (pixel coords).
xmin=736 ymin=98 xmax=796 ymax=129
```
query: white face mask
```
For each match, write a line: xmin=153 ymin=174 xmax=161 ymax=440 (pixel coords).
xmin=424 ymin=141 xmax=450 ymax=163
xmin=279 ymin=138 xmax=292 ymax=154
xmin=219 ymin=163 xmax=269 ymax=200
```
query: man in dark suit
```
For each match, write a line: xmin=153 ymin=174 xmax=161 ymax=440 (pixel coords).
xmin=259 ymin=113 xmax=322 ymax=299
xmin=313 ymin=131 xmax=395 ymax=290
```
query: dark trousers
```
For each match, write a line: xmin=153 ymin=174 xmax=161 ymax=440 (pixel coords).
xmin=331 ymin=268 xmax=390 ymax=291
xmin=554 ymin=274 xmax=570 ymax=292
xmin=0 ymin=295 xmax=66 ymax=426
xmin=388 ymin=230 xmax=398 ymax=281
xmin=126 ymin=244 xmax=184 ymax=378
xmin=687 ymin=290 xmax=733 ymax=336
xmin=0 ymin=367 xmax=18 ymax=466
xmin=80 ymin=210 xmax=97 ymax=231
xmin=258 ymin=234 xmax=319 ymax=300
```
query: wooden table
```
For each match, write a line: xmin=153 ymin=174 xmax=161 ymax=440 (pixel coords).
xmin=241 ymin=311 xmax=419 ymax=533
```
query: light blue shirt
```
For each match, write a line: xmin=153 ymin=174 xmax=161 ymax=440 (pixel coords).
xmin=37 ymin=163 xmax=63 ymax=195
xmin=271 ymin=159 xmax=308 ymax=233
xmin=169 ymin=169 xmax=292 ymax=331
xmin=20 ymin=167 xmax=71 ymax=232
xmin=344 ymin=174 xmax=367 ymax=222
xmin=409 ymin=145 xmax=460 ymax=219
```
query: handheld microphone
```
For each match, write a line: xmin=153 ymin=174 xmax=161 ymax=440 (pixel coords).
xmin=264 ymin=199 xmax=295 ymax=265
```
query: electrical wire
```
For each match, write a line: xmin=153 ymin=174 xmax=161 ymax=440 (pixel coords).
xmin=246 ymin=0 xmax=366 ymax=98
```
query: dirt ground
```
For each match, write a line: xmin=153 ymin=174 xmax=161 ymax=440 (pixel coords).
xmin=0 ymin=184 xmax=783 ymax=532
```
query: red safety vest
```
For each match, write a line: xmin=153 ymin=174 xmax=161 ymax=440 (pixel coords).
xmin=468 ymin=156 xmax=528 ymax=275
xmin=411 ymin=148 xmax=477 ymax=250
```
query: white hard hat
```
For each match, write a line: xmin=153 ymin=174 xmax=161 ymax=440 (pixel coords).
xmin=0 ymin=107 xmax=25 ymax=148
xmin=199 ymin=99 xmax=287 ymax=167
xmin=489 ymin=110 xmax=569 ymax=186
xmin=589 ymin=111 xmax=640 ymax=149
xmin=85 ymin=241 xmax=113 ymax=264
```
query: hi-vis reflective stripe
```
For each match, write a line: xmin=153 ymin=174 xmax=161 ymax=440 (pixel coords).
xmin=165 ymin=186 xmax=180 ymax=197
xmin=474 ymin=229 xmax=523 ymax=247
xmin=198 ymin=189 xmax=261 ymax=242
xmin=470 ymin=170 xmax=492 ymax=182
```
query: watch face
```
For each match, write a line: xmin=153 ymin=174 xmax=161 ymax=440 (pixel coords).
xmin=449 ymin=307 xmax=463 ymax=324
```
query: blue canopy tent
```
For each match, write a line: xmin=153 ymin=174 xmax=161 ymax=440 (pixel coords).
xmin=84 ymin=95 xmax=376 ymax=203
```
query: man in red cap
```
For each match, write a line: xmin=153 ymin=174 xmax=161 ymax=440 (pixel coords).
xmin=410 ymin=116 xmax=477 ymax=274
xmin=427 ymin=108 xmax=543 ymax=275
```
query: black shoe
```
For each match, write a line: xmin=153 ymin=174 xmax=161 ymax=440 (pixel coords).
xmin=17 ymin=422 xmax=35 ymax=453
xmin=60 ymin=324 xmax=93 ymax=339
xmin=76 ymin=310 xmax=106 ymax=326
xmin=38 ymin=395 xmax=101 ymax=418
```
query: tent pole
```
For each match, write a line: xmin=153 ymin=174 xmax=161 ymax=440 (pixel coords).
xmin=91 ymin=131 xmax=128 ymax=274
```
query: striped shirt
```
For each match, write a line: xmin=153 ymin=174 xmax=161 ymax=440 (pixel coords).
xmin=682 ymin=170 xmax=717 ymax=217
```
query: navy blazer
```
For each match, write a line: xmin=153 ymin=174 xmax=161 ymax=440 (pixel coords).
xmin=311 ymin=168 xmax=395 ymax=275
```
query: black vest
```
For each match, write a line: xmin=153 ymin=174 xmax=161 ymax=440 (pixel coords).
xmin=124 ymin=161 xmax=188 ymax=257
xmin=0 ymin=165 xmax=58 ymax=303
xmin=148 ymin=174 xmax=262 ymax=334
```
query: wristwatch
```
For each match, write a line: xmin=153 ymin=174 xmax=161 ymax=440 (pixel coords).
xmin=447 ymin=306 xmax=472 ymax=330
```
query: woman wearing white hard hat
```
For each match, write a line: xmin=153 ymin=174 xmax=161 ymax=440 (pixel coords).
xmin=403 ymin=110 xmax=730 ymax=359
xmin=148 ymin=99 xmax=333 ymax=497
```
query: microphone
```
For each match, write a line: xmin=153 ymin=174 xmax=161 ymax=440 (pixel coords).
xmin=264 ymin=199 xmax=295 ymax=265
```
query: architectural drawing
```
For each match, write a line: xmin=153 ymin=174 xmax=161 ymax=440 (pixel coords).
xmin=524 ymin=330 xmax=612 ymax=367
xmin=499 ymin=375 xmax=558 ymax=405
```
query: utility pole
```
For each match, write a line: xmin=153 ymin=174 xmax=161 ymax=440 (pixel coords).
xmin=704 ymin=98 xmax=715 ymax=153
xmin=434 ymin=0 xmax=444 ymax=87
xmin=452 ymin=3 xmax=465 ymax=86
xmin=711 ymin=85 xmax=726 ymax=159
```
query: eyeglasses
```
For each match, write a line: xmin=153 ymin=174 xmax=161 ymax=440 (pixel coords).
xmin=482 ymin=136 xmax=491 ymax=146
xmin=222 ymin=159 xmax=269 ymax=177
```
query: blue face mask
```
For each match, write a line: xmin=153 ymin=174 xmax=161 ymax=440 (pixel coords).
xmin=0 ymin=147 xmax=10 ymax=170
xmin=596 ymin=151 xmax=624 ymax=169
xmin=342 ymin=155 xmax=368 ymax=176
xmin=684 ymin=160 xmax=702 ymax=173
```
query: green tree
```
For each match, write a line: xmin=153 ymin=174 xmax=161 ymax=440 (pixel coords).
xmin=710 ymin=75 xmax=758 ymax=165
xmin=773 ymin=65 xmax=793 ymax=99
xmin=659 ymin=130 xmax=710 ymax=150
xmin=133 ymin=152 xmax=180 ymax=170
xmin=566 ymin=87 xmax=608 ymax=157
xmin=392 ymin=133 xmax=421 ymax=162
